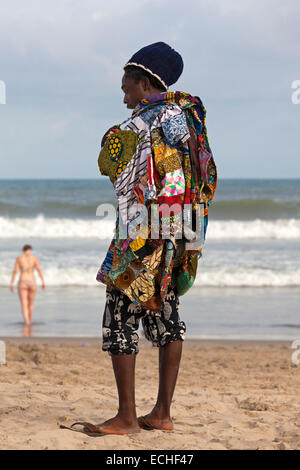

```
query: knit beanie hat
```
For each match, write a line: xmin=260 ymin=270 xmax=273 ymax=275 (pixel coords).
xmin=124 ymin=42 xmax=183 ymax=91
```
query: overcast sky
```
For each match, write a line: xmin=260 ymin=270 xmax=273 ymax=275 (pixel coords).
xmin=0 ymin=0 xmax=299 ymax=179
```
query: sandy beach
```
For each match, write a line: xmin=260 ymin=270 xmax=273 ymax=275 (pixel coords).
xmin=0 ymin=337 xmax=299 ymax=450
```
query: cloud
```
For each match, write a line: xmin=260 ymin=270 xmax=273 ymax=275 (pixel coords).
xmin=0 ymin=0 xmax=299 ymax=178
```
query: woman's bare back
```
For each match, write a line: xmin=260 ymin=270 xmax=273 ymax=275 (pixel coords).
xmin=18 ymin=254 xmax=37 ymax=283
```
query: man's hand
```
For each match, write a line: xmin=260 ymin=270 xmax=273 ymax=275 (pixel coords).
xmin=141 ymin=295 xmax=162 ymax=312
xmin=10 ymin=284 xmax=14 ymax=293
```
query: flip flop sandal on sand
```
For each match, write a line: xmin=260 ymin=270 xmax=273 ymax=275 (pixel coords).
xmin=68 ymin=421 xmax=140 ymax=436
xmin=137 ymin=416 xmax=173 ymax=432
xmin=59 ymin=422 xmax=104 ymax=435
xmin=59 ymin=421 xmax=105 ymax=435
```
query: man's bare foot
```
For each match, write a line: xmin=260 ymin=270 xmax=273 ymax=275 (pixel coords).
xmin=73 ymin=415 xmax=141 ymax=435
xmin=138 ymin=411 xmax=173 ymax=431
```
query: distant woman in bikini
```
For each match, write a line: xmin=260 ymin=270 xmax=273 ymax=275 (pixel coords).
xmin=10 ymin=245 xmax=46 ymax=325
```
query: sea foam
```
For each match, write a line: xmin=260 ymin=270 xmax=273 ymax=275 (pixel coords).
xmin=1 ymin=215 xmax=300 ymax=240
xmin=1 ymin=265 xmax=300 ymax=288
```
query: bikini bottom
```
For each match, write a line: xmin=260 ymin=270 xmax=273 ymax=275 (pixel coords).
xmin=18 ymin=280 xmax=36 ymax=290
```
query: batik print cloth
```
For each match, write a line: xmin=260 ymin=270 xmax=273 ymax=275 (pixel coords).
xmin=97 ymin=91 xmax=217 ymax=307
xmin=102 ymin=280 xmax=186 ymax=355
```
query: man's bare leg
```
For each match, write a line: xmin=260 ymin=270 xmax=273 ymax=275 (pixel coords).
xmin=95 ymin=353 xmax=140 ymax=434
xmin=139 ymin=339 xmax=183 ymax=431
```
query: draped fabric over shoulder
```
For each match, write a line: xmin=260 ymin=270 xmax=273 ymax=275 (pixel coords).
xmin=97 ymin=91 xmax=217 ymax=307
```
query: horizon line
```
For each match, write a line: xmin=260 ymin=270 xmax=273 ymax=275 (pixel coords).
xmin=1 ymin=177 xmax=300 ymax=181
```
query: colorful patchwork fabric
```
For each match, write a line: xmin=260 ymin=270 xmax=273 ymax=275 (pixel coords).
xmin=96 ymin=91 xmax=217 ymax=306
xmin=98 ymin=128 xmax=140 ymax=185
xmin=158 ymin=169 xmax=185 ymax=197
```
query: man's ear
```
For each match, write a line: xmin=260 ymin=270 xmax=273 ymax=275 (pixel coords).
xmin=141 ymin=76 xmax=151 ymax=92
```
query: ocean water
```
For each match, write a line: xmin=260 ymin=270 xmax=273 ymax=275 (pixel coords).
xmin=0 ymin=178 xmax=299 ymax=339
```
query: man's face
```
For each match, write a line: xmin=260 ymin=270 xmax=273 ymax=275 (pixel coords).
xmin=121 ymin=74 xmax=146 ymax=109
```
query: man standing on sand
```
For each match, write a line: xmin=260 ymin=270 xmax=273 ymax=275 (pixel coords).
xmin=72 ymin=42 xmax=217 ymax=435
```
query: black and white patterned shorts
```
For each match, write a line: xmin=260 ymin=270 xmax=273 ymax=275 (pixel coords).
xmin=102 ymin=283 xmax=186 ymax=356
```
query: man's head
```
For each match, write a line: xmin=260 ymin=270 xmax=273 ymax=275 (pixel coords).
xmin=122 ymin=42 xmax=183 ymax=109
xmin=122 ymin=65 xmax=166 ymax=109
xmin=23 ymin=244 xmax=32 ymax=254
